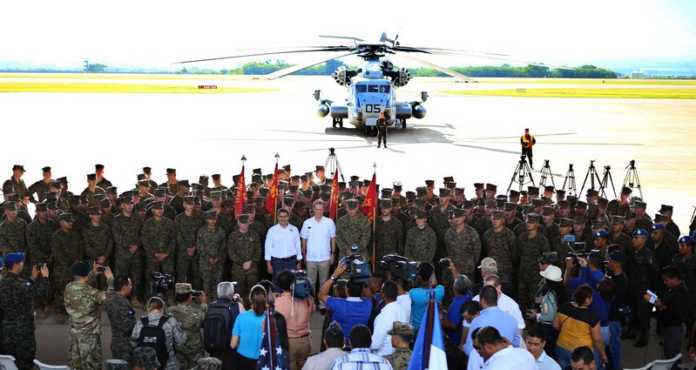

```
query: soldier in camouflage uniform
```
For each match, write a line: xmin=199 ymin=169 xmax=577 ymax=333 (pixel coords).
xmin=385 ymin=321 xmax=413 ymax=370
xmin=169 ymin=283 xmax=208 ymax=370
xmin=444 ymin=208 xmax=481 ymax=278
xmin=227 ymin=214 xmax=261 ymax=299
xmin=0 ymin=201 xmax=28 ymax=257
xmin=542 ymin=206 xmax=560 ymax=248
xmin=105 ymin=275 xmax=136 ymax=362
xmin=516 ymin=213 xmax=550 ymax=310
xmin=27 ymin=203 xmax=57 ymax=315
xmin=195 ymin=357 xmax=222 ymax=370
xmin=142 ymin=201 xmax=177 ymax=298
xmin=80 ymin=173 xmax=106 ymax=207
xmin=482 ymin=211 xmax=517 ymax=292
xmin=51 ymin=213 xmax=85 ymax=319
xmin=27 ymin=166 xmax=53 ymax=203
xmin=175 ymin=197 xmax=203 ymax=288
xmin=112 ymin=196 xmax=145 ymax=305
xmin=129 ymin=346 xmax=160 ymax=370
xmin=2 ymin=165 xmax=29 ymax=201
xmin=64 ymin=261 xmax=114 ymax=370
xmin=198 ymin=211 xmax=227 ymax=299
xmin=0 ymin=253 xmax=50 ymax=370
xmin=82 ymin=206 xmax=114 ymax=289
xmin=404 ymin=209 xmax=437 ymax=263
xmin=335 ymin=198 xmax=371 ymax=260
xmin=375 ymin=199 xmax=404 ymax=257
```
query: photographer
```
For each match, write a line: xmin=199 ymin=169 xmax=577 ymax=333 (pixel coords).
xmin=169 ymin=283 xmax=208 ymax=370
xmin=409 ymin=262 xmax=444 ymax=331
xmin=132 ymin=296 xmax=187 ymax=370
xmin=275 ymin=270 xmax=316 ymax=370
xmin=319 ymin=262 xmax=372 ymax=343
xmin=203 ymin=282 xmax=245 ymax=370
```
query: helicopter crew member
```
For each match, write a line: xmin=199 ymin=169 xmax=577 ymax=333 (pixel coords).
xmin=520 ymin=128 xmax=536 ymax=169
xmin=377 ymin=111 xmax=390 ymax=149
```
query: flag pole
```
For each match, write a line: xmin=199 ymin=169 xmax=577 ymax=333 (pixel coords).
xmin=273 ymin=152 xmax=279 ymax=224
xmin=372 ymin=162 xmax=377 ymax=273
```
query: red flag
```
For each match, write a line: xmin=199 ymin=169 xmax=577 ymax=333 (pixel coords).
xmin=329 ymin=169 xmax=340 ymax=220
xmin=234 ymin=165 xmax=246 ymax=217
xmin=265 ymin=162 xmax=279 ymax=217
xmin=362 ymin=172 xmax=377 ymax=221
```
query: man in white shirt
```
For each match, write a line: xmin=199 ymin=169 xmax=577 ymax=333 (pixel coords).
xmin=473 ymin=274 xmax=525 ymax=331
xmin=524 ymin=326 xmax=561 ymax=370
xmin=370 ymin=281 xmax=408 ymax=356
xmin=265 ymin=208 xmax=302 ymax=279
xmin=301 ymin=200 xmax=336 ymax=297
xmin=473 ymin=327 xmax=537 ymax=370
xmin=394 ymin=278 xmax=411 ymax=321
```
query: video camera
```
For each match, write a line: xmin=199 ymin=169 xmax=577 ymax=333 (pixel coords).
xmin=151 ymin=272 xmax=174 ymax=297
xmin=291 ymin=270 xmax=314 ymax=299
xmin=339 ymin=245 xmax=371 ymax=284
xmin=562 ymin=234 xmax=589 ymax=260
xmin=378 ymin=254 xmax=418 ymax=282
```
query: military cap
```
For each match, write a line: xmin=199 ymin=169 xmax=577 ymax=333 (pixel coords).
xmin=315 ymin=165 xmax=325 ymax=172
xmin=678 ymin=235 xmax=695 ymax=246
xmin=575 ymin=201 xmax=588 ymax=209
xmin=86 ymin=173 xmax=97 ymax=181
xmin=424 ymin=179 xmax=434 ymax=187
xmin=509 ymin=190 xmax=520 ymax=198
xmin=57 ymin=212 xmax=74 ymax=223
xmin=519 ymin=191 xmax=528 ymax=197
xmin=659 ymin=204 xmax=673 ymax=214
xmin=120 ymin=195 xmax=134 ymax=205
xmin=452 ymin=207 xmax=466 ymax=218
xmin=153 ymin=188 xmax=167 ymax=198
xmin=195 ymin=357 xmax=222 ymax=370
xmin=532 ymin=199 xmax=544 ymax=208
xmin=597 ymin=197 xmax=608 ymax=207
xmin=380 ymin=199 xmax=393 ymax=208
xmin=2 ymin=201 xmax=17 ymax=210
xmin=104 ymin=359 xmax=128 ymax=370
xmin=388 ymin=321 xmax=414 ymax=339
xmin=41 ymin=166 xmax=52 ymax=173
xmin=491 ymin=210 xmax=505 ymax=220
xmin=12 ymin=164 xmax=25 ymax=172
xmin=556 ymin=189 xmax=566 ymax=197
xmin=283 ymin=195 xmax=296 ymax=205
xmin=361 ymin=179 xmax=370 ymax=187
xmin=559 ymin=218 xmax=574 ymax=227
xmin=542 ymin=206 xmax=555 ymax=216
xmin=620 ymin=186 xmax=632 ymax=195
xmin=538 ymin=251 xmax=560 ymax=265
xmin=544 ymin=185 xmax=555 ymax=192
xmin=299 ymin=174 xmax=309 ymax=182
xmin=415 ymin=209 xmax=428 ymax=219
xmin=345 ymin=198 xmax=359 ymax=209
xmin=381 ymin=188 xmax=393 ymax=198
xmin=288 ymin=185 xmax=299 ymax=193
xmin=57 ymin=176 xmax=68 ymax=184
xmin=454 ymin=187 xmax=464 ymax=195
xmin=35 ymin=202 xmax=48 ymax=212
xmin=348 ymin=180 xmax=360 ymax=188
xmin=610 ymin=215 xmax=625 ymax=225
xmin=202 ymin=210 xmax=217 ymax=220
xmin=252 ymin=168 xmax=262 ymax=176
xmin=446 ymin=181 xmax=457 ymax=189
xmin=393 ymin=182 xmax=403 ymax=192
xmin=175 ymin=283 xmax=193 ymax=295
xmin=526 ymin=213 xmax=541 ymax=223
xmin=139 ymin=166 xmax=151 ymax=175
xmin=93 ymin=164 xmax=104 ymax=172
xmin=405 ymin=191 xmax=416 ymax=201
xmin=473 ymin=183 xmax=484 ymax=190
xmin=443 ymin=176 xmax=454 ymax=183
xmin=478 ymin=257 xmax=498 ymax=272
xmin=593 ymin=230 xmax=609 ymax=239
xmin=150 ymin=201 xmax=164 ymax=210
xmin=71 ymin=261 xmax=90 ymax=277
xmin=566 ymin=195 xmax=577 ymax=203
xmin=528 ymin=186 xmax=540 ymax=196
xmin=586 ymin=189 xmax=598 ymax=197
xmin=654 ymin=213 xmax=667 ymax=223
xmin=503 ymin=202 xmax=517 ymax=212
xmin=137 ymin=174 xmax=147 ymax=182
xmin=439 ymin=188 xmax=451 ymax=197
xmin=48 ymin=181 xmax=61 ymax=190
xmin=415 ymin=187 xmax=427 ymax=197
xmin=632 ymin=200 xmax=647 ymax=209
xmin=210 ymin=190 xmax=224 ymax=200
xmin=130 ymin=346 xmax=160 ymax=369
xmin=348 ymin=175 xmax=359 ymax=182
xmin=632 ymin=228 xmax=649 ymax=237
xmin=462 ymin=200 xmax=475 ymax=209
xmin=166 ymin=168 xmax=176 ymax=174
xmin=177 ymin=180 xmax=190 ymax=188
xmin=282 ymin=164 xmax=291 ymax=172
xmin=485 ymin=183 xmax=497 ymax=192
xmin=87 ymin=206 xmax=102 ymax=215
xmin=5 ymin=252 xmax=25 ymax=265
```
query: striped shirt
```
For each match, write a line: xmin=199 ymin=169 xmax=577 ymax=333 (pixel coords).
xmin=331 ymin=348 xmax=393 ymax=370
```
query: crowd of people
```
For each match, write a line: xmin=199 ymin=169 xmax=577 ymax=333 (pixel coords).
xmin=0 ymin=161 xmax=696 ymax=370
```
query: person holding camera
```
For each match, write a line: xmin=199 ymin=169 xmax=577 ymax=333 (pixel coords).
xmin=319 ymin=262 xmax=372 ymax=343
xmin=105 ymin=275 xmax=137 ymax=362
xmin=65 ymin=260 xmax=114 ymax=370
xmin=169 ymin=283 xmax=209 ymax=370
xmin=275 ymin=270 xmax=316 ymax=370
xmin=132 ymin=296 xmax=187 ymax=370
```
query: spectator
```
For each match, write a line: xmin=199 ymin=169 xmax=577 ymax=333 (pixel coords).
xmin=442 ymin=274 xmax=473 ymax=369
xmin=131 ymin=296 xmax=187 ymax=370
xmin=319 ymin=262 xmax=372 ymax=342
xmin=605 ymin=251 xmax=628 ymax=370
xmin=204 ymin=282 xmax=245 ymax=370
xmin=409 ymin=262 xmax=444 ymax=331
xmin=301 ymin=200 xmax=336 ymax=301
xmin=394 ymin=277 xmax=412 ymax=321
xmin=570 ymin=346 xmax=596 ymax=370
xmin=473 ymin=274 xmax=525 ymax=332
xmin=331 ymin=325 xmax=392 ymax=370
xmin=370 ymin=280 xmax=408 ymax=356
xmin=524 ymin=326 xmax=561 ymax=370
xmin=231 ymin=284 xmax=267 ymax=370
xmin=265 ymin=209 xmax=302 ymax=278
xmin=527 ymin=264 xmax=565 ymax=357
xmin=459 ymin=300 xmax=481 ymax=351
xmin=472 ymin=326 xmax=536 ymax=370
xmin=553 ymin=285 xmax=607 ymax=369
xmin=275 ymin=271 xmax=316 ymax=370
xmin=644 ymin=266 xmax=689 ymax=359
xmin=464 ymin=285 xmax=521 ymax=356
xmin=385 ymin=322 xmax=414 ymax=370
xmin=302 ymin=321 xmax=346 ymax=370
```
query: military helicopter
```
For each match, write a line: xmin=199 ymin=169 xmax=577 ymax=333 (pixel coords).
xmin=179 ymin=33 xmax=549 ymax=135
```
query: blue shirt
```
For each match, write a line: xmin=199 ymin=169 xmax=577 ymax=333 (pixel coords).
xmin=464 ymin=306 xmax=520 ymax=355
xmin=590 ymin=291 xmax=612 ymax=326
xmin=446 ymin=293 xmax=473 ymax=346
xmin=409 ymin=285 xmax=445 ymax=329
xmin=232 ymin=310 xmax=265 ymax=360
xmin=326 ymin=297 xmax=373 ymax=339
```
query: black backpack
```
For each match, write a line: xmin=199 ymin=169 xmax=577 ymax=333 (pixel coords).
xmin=136 ymin=315 xmax=170 ymax=369
xmin=203 ymin=299 xmax=240 ymax=352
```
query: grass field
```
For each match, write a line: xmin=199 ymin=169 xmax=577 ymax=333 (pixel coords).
xmin=443 ymin=87 xmax=696 ymax=99
xmin=0 ymin=81 xmax=275 ymax=94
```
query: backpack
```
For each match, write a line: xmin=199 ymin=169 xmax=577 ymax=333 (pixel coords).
xmin=136 ymin=315 xmax=170 ymax=369
xmin=203 ymin=299 xmax=240 ymax=352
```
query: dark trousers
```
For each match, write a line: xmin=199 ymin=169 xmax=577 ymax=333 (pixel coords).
xmin=210 ymin=350 xmax=236 ymax=370
xmin=271 ymin=256 xmax=298 ymax=280
xmin=377 ymin=128 xmax=387 ymax=147
xmin=661 ymin=324 xmax=685 ymax=359
xmin=237 ymin=353 xmax=258 ymax=370
xmin=522 ymin=147 xmax=533 ymax=167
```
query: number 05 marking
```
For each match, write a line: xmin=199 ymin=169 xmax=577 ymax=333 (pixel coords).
xmin=365 ymin=104 xmax=381 ymax=113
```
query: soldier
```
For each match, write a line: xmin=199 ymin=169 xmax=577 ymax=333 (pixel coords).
xmin=129 ymin=346 xmax=160 ymax=370
xmin=659 ymin=204 xmax=680 ymax=238
xmin=607 ymin=186 xmax=632 ymax=217
xmin=632 ymin=200 xmax=653 ymax=232
xmin=374 ymin=199 xmax=404 ymax=257
xmin=169 ymin=283 xmax=208 ymax=370
xmin=541 ymin=206 xmax=560 ymax=248
xmin=175 ymin=197 xmax=204 ymax=287
xmin=112 ymin=196 xmax=145 ymax=306
xmin=0 ymin=201 xmax=28 ymax=257
xmin=161 ymin=168 xmax=179 ymax=196
xmin=430 ymin=188 xmax=453 ymax=259
xmin=404 ymin=209 xmax=437 ymax=263
xmin=82 ymin=206 xmax=114 ymax=288
xmin=609 ymin=216 xmax=632 ymax=255
xmin=444 ymin=208 xmax=481 ymax=278
xmin=197 ymin=211 xmax=227 ymax=299
xmin=64 ymin=261 xmax=114 ymax=370
xmin=51 ymin=212 xmax=85 ymax=321
xmin=650 ymin=223 xmax=678 ymax=271
xmin=0 ymin=252 xmax=50 ymax=370
xmin=227 ymin=214 xmax=261 ymax=300
xmin=555 ymin=218 xmax=574 ymax=261
xmin=385 ymin=321 xmax=413 ymax=370
xmin=80 ymin=173 xmax=106 ymax=207
xmin=105 ymin=276 xmax=136 ymax=362
xmin=482 ymin=211 xmax=517 ymax=293
xmin=170 ymin=180 xmax=190 ymax=215
xmin=335 ymin=198 xmax=371 ymax=260
xmin=625 ymin=228 xmax=658 ymax=347
xmin=3 ymin=165 xmax=29 ymax=201
xmin=95 ymin=164 xmax=113 ymax=189
xmin=28 ymin=166 xmax=53 ymax=203
xmin=141 ymin=201 xmax=177 ymax=298
xmin=27 ymin=202 xmax=57 ymax=316
xmin=152 ymin=188 xmax=177 ymax=220
xmin=516 ymin=213 xmax=550 ymax=310
xmin=376 ymin=111 xmax=389 ymax=149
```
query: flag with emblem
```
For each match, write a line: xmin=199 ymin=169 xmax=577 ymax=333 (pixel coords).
xmin=329 ymin=168 xmax=340 ymax=220
xmin=234 ymin=164 xmax=246 ymax=217
xmin=257 ymin=303 xmax=288 ymax=370
xmin=265 ymin=162 xmax=280 ymax=219
xmin=361 ymin=172 xmax=377 ymax=221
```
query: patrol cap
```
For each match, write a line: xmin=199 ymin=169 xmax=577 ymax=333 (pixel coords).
xmin=362 ymin=179 xmax=371 ymax=187
xmin=462 ymin=200 xmax=475 ymax=210
xmin=175 ymin=283 xmax=193 ymax=295
xmin=558 ymin=218 xmax=573 ymax=228
xmin=452 ymin=207 xmax=466 ymax=218
xmin=632 ymin=228 xmax=649 ymax=237
xmin=393 ymin=182 xmax=403 ymax=192
xmin=528 ymin=186 xmax=540 ymax=196
xmin=632 ymin=200 xmax=647 ymax=209
xmin=597 ymin=197 xmax=608 ymax=207
xmin=526 ymin=213 xmax=541 ymax=223
xmin=252 ymin=168 xmax=262 ymax=175
xmin=446 ymin=181 xmax=457 ymax=190
xmin=345 ymin=198 xmax=359 ymax=209
xmin=586 ymin=189 xmax=598 ymax=197
xmin=95 ymin=163 xmax=105 ymax=171
xmin=542 ymin=206 xmax=555 ymax=216
xmin=166 ymin=168 xmax=176 ymax=175
xmin=57 ymin=176 xmax=68 ymax=184
xmin=150 ymin=201 xmax=164 ymax=210
xmin=509 ymin=190 xmax=520 ymax=198
xmin=177 ymin=180 xmax=190 ymax=188
xmin=5 ymin=252 xmax=25 ymax=265
xmin=485 ymin=183 xmax=497 ymax=192
xmin=654 ymin=214 xmax=667 ymax=223
xmin=57 ymin=212 xmax=74 ymax=223
xmin=416 ymin=187 xmax=427 ymax=197
xmin=454 ymin=187 xmax=464 ymax=195
xmin=621 ymin=186 xmax=633 ymax=196
xmin=415 ymin=209 xmax=428 ymax=219
xmin=575 ymin=201 xmax=588 ymax=209
xmin=611 ymin=216 xmax=625 ymax=225
xmin=71 ymin=261 xmax=90 ymax=277
xmin=42 ymin=166 xmax=51 ymax=173
xmin=659 ymin=204 xmax=673 ymax=214
xmin=424 ymin=179 xmax=434 ymax=187
xmin=439 ymin=188 xmax=451 ymax=197
xmin=544 ymin=185 xmax=555 ymax=193
xmin=154 ymin=188 xmax=167 ymax=198
xmin=474 ymin=183 xmax=484 ymax=190
xmin=3 ymin=201 xmax=17 ymax=210
xmin=315 ymin=165 xmax=325 ymax=172
xmin=137 ymin=173 xmax=147 ymax=182
xmin=478 ymin=257 xmax=498 ymax=272
xmin=405 ymin=191 xmax=416 ymax=201
xmin=443 ymin=176 xmax=454 ymax=183
xmin=503 ymin=202 xmax=516 ymax=212
xmin=87 ymin=173 xmax=97 ymax=181
xmin=381 ymin=188 xmax=393 ymax=198
xmin=388 ymin=321 xmax=414 ymax=340
xmin=87 ymin=206 xmax=102 ymax=215
xmin=593 ymin=230 xmax=609 ymax=239
xmin=12 ymin=164 xmax=25 ymax=172
xmin=379 ymin=199 xmax=393 ymax=208
xmin=556 ymin=189 xmax=566 ymax=198
xmin=120 ymin=195 xmax=134 ymax=205
xmin=491 ymin=211 xmax=505 ymax=220
xmin=282 ymin=164 xmax=291 ymax=172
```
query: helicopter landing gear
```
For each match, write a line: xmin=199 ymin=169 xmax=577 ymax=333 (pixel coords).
xmin=400 ymin=119 xmax=407 ymax=129
xmin=332 ymin=117 xmax=343 ymax=129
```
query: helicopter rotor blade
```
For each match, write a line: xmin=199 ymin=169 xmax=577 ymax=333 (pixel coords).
xmin=319 ymin=34 xmax=365 ymax=42
xmin=176 ymin=46 xmax=353 ymax=64
xmin=398 ymin=54 xmax=472 ymax=81
xmin=265 ymin=51 xmax=359 ymax=80
xmin=404 ymin=47 xmax=574 ymax=70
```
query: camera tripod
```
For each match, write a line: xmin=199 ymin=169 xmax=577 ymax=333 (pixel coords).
xmin=507 ymin=156 xmax=536 ymax=193
xmin=562 ymin=164 xmax=577 ymax=197
xmin=599 ymin=165 xmax=617 ymax=199
xmin=580 ymin=160 xmax=602 ymax=195
xmin=324 ymin=147 xmax=346 ymax=182
xmin=623 ymin=160 xmax=643 ymax=199
xmin=539 ymin=159 xmax=556 ymax=188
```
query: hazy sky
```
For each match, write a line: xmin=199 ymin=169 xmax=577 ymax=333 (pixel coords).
xmin=2 ymin=0 xmax=695 ymax=68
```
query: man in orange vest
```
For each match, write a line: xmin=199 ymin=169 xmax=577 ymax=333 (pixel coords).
xmin=520 ymin=128 xmax=536 ymax=169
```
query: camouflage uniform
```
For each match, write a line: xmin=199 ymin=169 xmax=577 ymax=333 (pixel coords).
xmin=197 ymin=226 xmax=227 ymax=298
xmin=0 ymin=272 xmax=49 ymax=370
xmin=404 ymin=225 xmax=437 ymax=263
xmin=64 ymin=275 xmax=111 ymax=370
xmin=105 ymin=293 xmax=136 ymax=362
xmin=429 ymin=205 xmax=451 ymax=255
xmin=112 ymin=213 xmax=144 ymax=298
xmin=195 ymin=357 xmax=222 ymax=370
xmin=2 ymin=178 xmax=29 ymax=200
xmin=27 ymin=218 xmax=57 ymax=265
xmin=335 ymin=213 xmax=371 ymax=259
xmin=482 ymin=227 xmax=517 ymax=286
xmin=51 ymin=228 xmax=85 ymax=310
xmin=168 ymin=303 xmax=208 ymax=370
xmin=28 ymin=180 xmax=51 ymax=203
xmin=131 ymin=312 xmax=187 ymax=370
xmin=0 ymin=217 xmax=28 ymax=256
xmin=227 ymin=228 xmax=261 ymax=298
xmin=386 ymin=348 xmax=412 ymax=370
xmin=543 ymin=222 xmax=561 ymax=251
xmin=175 ymin=213 xmax=204 ymax=286
xmin=142 ymin=216 xmax=177 ymax=297
xmin=80 ymin=186 xmax=106 ymax=207
xmin=516 ymin=232 xmax=550 ymax=310
xmin=443 ymin=225 xmax=481 ymax=277
xmin=375 ymin=216 xmax=404 ymax=257
xmin=82 ymin=222 xmax=114 ymax=264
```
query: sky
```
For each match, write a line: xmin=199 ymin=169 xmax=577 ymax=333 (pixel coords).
xmin=1 ymin=0 xmax=695 ymax=69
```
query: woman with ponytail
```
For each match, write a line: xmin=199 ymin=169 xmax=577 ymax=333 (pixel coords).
xmin=231 ymin=284 xmax=268 ymax=370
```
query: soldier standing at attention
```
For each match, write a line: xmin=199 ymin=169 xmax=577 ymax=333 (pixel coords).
xmin=82 ymin=206 xmax=114 ymax=288
xmin=227 ymin=214 xmax=261 ymax=300
xmin=404 ymin=209 xmax=437 ymax=263
xmin=0 ymin=252 xmax=50 ymax=370
xmin=64 ymin=261 xmax=114 ymax=370
xmin=444 ymin=208 xmax=481 ymax=279
xmin=27 ymin=202 xmax=56 ymax=317
xmin=112 ymin=195 xmax=145 ymax=307
xmin=142 ymin=201 xmax=177 ymax=298
xmin=51 ymin=212 xmax=85 ymax=322
xmin=520 ymin=128 xmax=536 ymax=169
xmin=0 ymin=201 xmax=28 ymax=257
xmin=376 ymin=111 xmax=389 ymax=149
xmin=197 ymin=210 xmax=227 ymax=299
xmin=374 ymin=199 xmax=404 ymax=257
xmin=2 ymin=164 xmax=29 ymax=201
xmin=482 ymin=211 xmax=517 ymax=294
xmin=169 ymin=283 xmax=208 ymax=370
xmin=516 ymin=213 xmax=550 ymax=311
xmin=105 ymin=275 xmax=137 ymax=362
xmin=175 ymin=196 xmax=203 ymax=288
xmin=335 ymin=198 xmax=371 ymax=260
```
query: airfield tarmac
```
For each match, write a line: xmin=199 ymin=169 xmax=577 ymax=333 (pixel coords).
xmin=1 ymin=75 xmax=696 ymax=367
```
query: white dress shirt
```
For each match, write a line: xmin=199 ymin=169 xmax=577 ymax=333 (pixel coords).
xmin=265 ymin=223 xmax=302 ymax=260
xmin=301 ymin=216 xmax=336 ymax=262
xmin=370 ymin=301 xmax=408 ymax=356
xmin=473 ymin=292 xmax=526 ymax=330
xmin=534 ymin=351 xmax=561 ymax=370
xmin=396 ymin=294 xmax=412 ymax=322
xmin=484 ymin=346 xmax=538 ymax=370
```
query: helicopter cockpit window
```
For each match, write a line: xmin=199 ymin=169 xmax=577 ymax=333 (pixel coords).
xmin=356 ymin=85 xmax=367 ymax=93
xmin=367 ymin=85 xmax=390 ymax=93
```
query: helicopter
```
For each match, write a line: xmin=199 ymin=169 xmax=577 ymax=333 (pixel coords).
xmin=178 ymin=33 xmax=553 ymax=136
